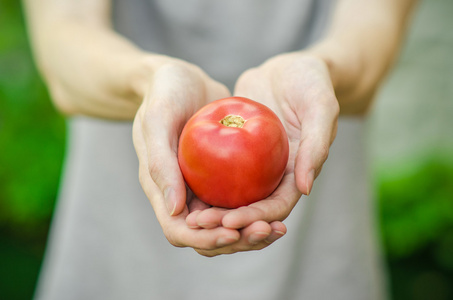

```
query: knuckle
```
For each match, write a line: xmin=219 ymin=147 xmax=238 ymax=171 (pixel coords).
xmin=141 ymin=106 xmax=161 ymax=126
xmin=248 ymin=199 xmax=289 ymax=222
xmin=317 ymin=93 xmax=339 ymax=116
xmin=235 ymin=242 xmax=266 ymax=253
xmin=195 ymin=249 xmax=219 ymax=257
xmin=242 ymin=68 xmax=261 ymax=81
xmin=318 ymin=143 xmax=330 ymax=163
xmin=146 ymin=151 xmax=171 ymax=189
xmin=236 ymin=68 xmax=259 ymax=87
xmin=332 ymin=98 xmax=340 ymax=116
xmin=157 ymin=61 xmax=193 ymax=76
xmin=153 ymin=61 xmax=205 ymax=95
xmin=163 ymin=230 xmax=183 ymax=248
xmin=138 ymin=166 xmax=147 ymax=186
xmin=48 ymin=83 xmax=77 ymax=115
xmin=209 ymin=81 xmax=230 ymax=100
xmin=266 ymin=196 xmax=291 ymax=221
xmin=147 ymin=158 xmax=164 ymax=180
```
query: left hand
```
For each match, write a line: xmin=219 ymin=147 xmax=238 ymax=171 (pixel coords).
xmin=133 ymin=60 xmax=288 ymax=256
xmin=186 ymin=52 xmax=340 ymax=231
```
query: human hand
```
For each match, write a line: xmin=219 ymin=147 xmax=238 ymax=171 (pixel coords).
xmin=133 ymin=59 xmax=287 ymax=256
xmin=186 ymin=52 xmax=339 ymax=232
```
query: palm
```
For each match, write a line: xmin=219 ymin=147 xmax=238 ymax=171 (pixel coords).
xmin=187 ymin=53 xmax=339 ymax=231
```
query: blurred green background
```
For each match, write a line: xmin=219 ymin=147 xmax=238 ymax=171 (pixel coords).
xmin=1 ymin=0 xmax=452 ymax=299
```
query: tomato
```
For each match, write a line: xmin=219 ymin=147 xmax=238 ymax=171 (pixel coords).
xmin=178 ymin=96 xmax=289 ymax=208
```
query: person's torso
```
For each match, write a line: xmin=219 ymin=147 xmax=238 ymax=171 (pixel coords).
xmin=112 ymin=0 xmax=336 ymax=88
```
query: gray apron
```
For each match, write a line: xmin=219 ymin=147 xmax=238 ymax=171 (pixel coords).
xmin=35 ymin=1 xmax=387 ymax=299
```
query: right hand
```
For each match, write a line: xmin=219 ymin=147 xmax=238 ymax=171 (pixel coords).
xmin=132 ymin=59 xmax=287 ymax=256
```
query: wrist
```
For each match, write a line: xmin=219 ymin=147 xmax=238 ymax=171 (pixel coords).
xmin=308 ymin=39 xmax=372 ymax=115
xmin=128 ymin=54 xmax=209 ymax=104
xmin=127 ymin=53 xmax=174 ymax=101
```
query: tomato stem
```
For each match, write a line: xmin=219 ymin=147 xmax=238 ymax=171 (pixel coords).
xmin=220 ymin=115 xmax=245 ymax=128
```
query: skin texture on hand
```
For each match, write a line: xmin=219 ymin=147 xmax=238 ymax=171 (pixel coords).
xmin=186 ymin=53 xmax=340 ymax=232
xmin=132 ymin=61 xmax=288 ymax=256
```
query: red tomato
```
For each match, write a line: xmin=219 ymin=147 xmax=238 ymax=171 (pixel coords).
xmin=178 ymin=96 xmax=289 ymax=208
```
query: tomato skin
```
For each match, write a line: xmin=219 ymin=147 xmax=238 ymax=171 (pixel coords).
xmin=178 ymin=97 xmax=289 ymax=208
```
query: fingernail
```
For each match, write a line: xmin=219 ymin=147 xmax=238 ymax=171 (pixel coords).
xmin=264 ymin=231 xmax=285 ymax=244
xmin=306 ymin=169 xmax=315 ymax=196
xmin=216 ymin=236 xmax=239 ymax=247
xmin=164 ymin=187 xmax=176 ymax=216
xmin=248 ymin=232 xmax=270 ymax=245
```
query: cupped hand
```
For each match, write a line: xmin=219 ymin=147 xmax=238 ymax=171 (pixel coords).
xmin=186 ymin=52 xmax=340 ymax=231
xmin=133 ymin=59 xmax=287 ymax=256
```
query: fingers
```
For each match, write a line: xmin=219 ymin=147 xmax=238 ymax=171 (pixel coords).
xmin=133 ymin=109 xmax=187 ymax=215
xmin=221 ymin=172 xmax=301 ymax=229
xmin=195 ymin=220 xmax=287 ymax=257
xmin=165 ymin=219 xmax=241 ymax=250
xmin=294 ymin=91 xmax=339 ymax=195
xmin=135 ymin=125 xmax=241 ymax=250
xmin=136 ymin=63 xmax=230 ymax=216
xmin=185 ymin=199 xmax=288 ymax=256
xmin=186 ymin=207 xmax=229 ymax=229
xmin=205 ymin=79 xmax=232 ymax=104
xmin=136 ymin=132 xmax=243 ymax=251
xmin=185 ymin=171 xmax=300 ymax=231
xmin=132 ymin=113 xmax=178 ymax=215
xmin=135 ymin=65 xmax=199 ymax=216
xmin=266 ymin=221 xmax=287 ymax=244
xmin=188 ymin=171 xmax=300 ymax=233
xmin=185 ymin=209 xmax=287 ymax=256
xmin=233 ymin=68 xmax=281 ymax=115
xmin=139 ymin=157 xmax=286 ymax=255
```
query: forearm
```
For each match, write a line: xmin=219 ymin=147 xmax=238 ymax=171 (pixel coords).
xmin=23 ymin=0 xmax=170 ymax=120
xmin=35 ymin=23 xmax=150 ymax=119
xmin=310 ymin=0 xmax=418 ymax=115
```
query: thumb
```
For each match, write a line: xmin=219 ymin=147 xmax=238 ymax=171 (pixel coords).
xmin=294 ymin=98 xmax=339 ymax=195
xmin=133 ymin=107 xmax=187 ymax=216
xmin=134 ymin=62 xmax=230 ymax=216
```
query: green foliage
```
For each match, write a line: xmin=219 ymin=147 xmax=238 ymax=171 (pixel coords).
xmin=377 ymin=157 xmax=453 ymax=300
xmin=378 ymin=158 xmax=453 ymax=266
xmin=0 ymin=236 xmax=43 ymax=300
xmin=0 ymin=0 xmax=66 ymax=235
